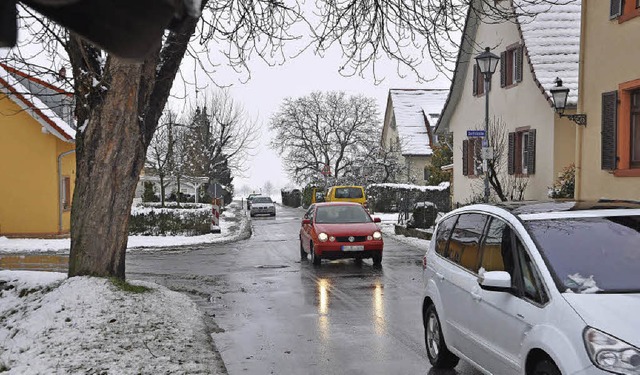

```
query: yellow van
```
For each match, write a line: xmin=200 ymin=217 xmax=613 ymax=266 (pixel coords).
xmin=325 ymin=186 xmax=368 ymax=207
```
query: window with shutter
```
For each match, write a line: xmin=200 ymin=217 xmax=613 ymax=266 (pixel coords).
xmin=473 ymin=65 xmax=485 ymax=96
xmin=601 ymin=91 xmax=618 ymax=170
xmin=613 ymin=79 xmax=640 ymax=175
xmin=501 ymin=46 xmax=522 ymax=88
xmin=508 ymin=129 xmax=535 ymax=175
xmin=619 ymin=0 xmax=640 ymax=23
xmin=463 ymin=138 xmax=482 ymax=176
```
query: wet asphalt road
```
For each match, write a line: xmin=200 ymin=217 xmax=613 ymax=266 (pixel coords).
xmin=125 ymin=205 xmax=481 ymax=375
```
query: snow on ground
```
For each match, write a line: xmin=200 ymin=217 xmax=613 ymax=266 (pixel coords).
xmin=0 ymin=270 xmax=222 ymax=374
xmin=375 ymin=212 xmax=432 ymax=252
xmin=0 ymin=201 xmax=249 ymax=254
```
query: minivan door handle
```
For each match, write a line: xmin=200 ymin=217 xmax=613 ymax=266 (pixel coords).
xmin=435 ymin=272 xmax=445 ymax=281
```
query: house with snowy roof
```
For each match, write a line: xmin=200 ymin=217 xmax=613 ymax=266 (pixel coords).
xmin=435 ymin=0 xmax=581 ymax=205
xmin=572 ymin=1 xmax=640 ymax=200
xmin=0 ymin=63 xmax=76 ymax=237
xmin=381 ymin=88 xmax=449 ymax=184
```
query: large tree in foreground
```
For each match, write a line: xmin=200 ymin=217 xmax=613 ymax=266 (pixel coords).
xmin=4 ymin=0 xmax=567 ymax=279
xmin=270 ymin=91 xmax=379 ymax=184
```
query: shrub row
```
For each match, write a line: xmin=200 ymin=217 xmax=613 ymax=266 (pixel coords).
xmin=366 ymin=182 xmax=451 ymax=213
xmin=129 ymin=204 xmax=213 ymax=236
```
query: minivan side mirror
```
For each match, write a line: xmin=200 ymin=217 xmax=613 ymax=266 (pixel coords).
xmin=302 ymin=219 xmax=311 ymax=225
xmin=479 ymin=271 xmax=512 ymax=292
xmin=373 ymin=217 xmax=381 ymax=223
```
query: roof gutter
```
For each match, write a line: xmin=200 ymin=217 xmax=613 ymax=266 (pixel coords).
xmin=58 ymin=149 xmax=75 ymax=233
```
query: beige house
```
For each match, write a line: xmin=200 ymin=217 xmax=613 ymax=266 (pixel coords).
xmin=572 ymin=0 xmax=640 ymax=200
xmin=436 ymin=0 xmax=579 ymax=205
xmin=381 ymin=89 xmax=448 ymax=184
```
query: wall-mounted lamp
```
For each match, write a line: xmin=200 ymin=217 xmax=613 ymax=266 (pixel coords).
xmin=550 ymin=77 xmax=587 ymax=126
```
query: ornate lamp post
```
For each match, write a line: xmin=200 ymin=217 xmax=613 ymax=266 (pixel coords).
xmin=475 ymin=47 xmax=500 ymax=203
xmin=550 ymin=77 xmax=587 ymax=126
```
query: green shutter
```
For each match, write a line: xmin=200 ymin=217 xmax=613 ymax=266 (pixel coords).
xmin=508 ymin=132 xmax=515 ymax=175
xmin=601 ymin=91 xmax=618 ymax=170
xmin=472 ymin=65 xmax=478 ymax=96
xmin=462 ymin=139 xmax=469 ymax=176
xmin=527 ymin=129 xmax=536 ymax=174
xmin=515 ymin=46 xmax=523 ymax=83
xmin=610 ymin=0 xmax=623 ymax=19
xmin=500 ymin=51 xmax=507 ymax=88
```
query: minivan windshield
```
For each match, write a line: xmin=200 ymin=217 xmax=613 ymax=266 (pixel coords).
xmin=525 ymin=215 xmax=640 ymax=294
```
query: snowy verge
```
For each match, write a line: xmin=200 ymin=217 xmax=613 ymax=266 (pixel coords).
xmin=0 ymin=270 xmax=221 ymax=374
xmin=0 ymin=201 xmax=250 ymax=254
xmin=380 ymin=222 xmax=431 ymax=252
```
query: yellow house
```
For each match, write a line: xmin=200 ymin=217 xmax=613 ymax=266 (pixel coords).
xmin=0 ymin=63 xmax=76 ymax=237
xmin=570 ymin=0 xmax=640 ymax=200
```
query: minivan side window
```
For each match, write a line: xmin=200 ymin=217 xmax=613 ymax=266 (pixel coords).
xmin=434 ymin=215 xmax=457 ymax=256
xmin=515 ymin=241 xmax=548 ymax=304
xmin=480 ymin=218 xmax=519 ymax=290
xmin=448 ymin=213 xmax=487 ymax=273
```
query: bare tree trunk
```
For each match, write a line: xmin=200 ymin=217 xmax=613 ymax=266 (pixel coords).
xmin=159 ymin=174 xmax=166 ymax=207
xmin=68 ymin=58 xmax=147 ymax=277
xmin=67 ymin=2 xmax=206 ymax=279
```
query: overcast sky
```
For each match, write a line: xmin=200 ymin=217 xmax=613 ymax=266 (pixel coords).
xmin=173 ymin=41 xmax=451 ymax=194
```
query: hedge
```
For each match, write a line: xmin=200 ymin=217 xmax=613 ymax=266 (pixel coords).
xmin=129 ymin=203 xmax=213 ymax=236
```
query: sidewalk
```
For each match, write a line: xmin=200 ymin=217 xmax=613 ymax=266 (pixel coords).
xmin=0 ymin=201 xmax=250 ymax=254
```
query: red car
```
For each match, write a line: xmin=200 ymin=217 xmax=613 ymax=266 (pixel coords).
xmin=299 ymin=202 xmax=383 ymax=266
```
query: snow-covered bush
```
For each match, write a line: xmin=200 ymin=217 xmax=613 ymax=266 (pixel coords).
xmin=366 ymin=182 xmax=451 ymax=213
xmin=549 ymin=164 xmax=575 ymax=199
xmin=129 ymin=203 xmax=213 ymax=236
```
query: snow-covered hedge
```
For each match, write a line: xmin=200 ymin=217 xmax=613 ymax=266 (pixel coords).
xmin=366 ymin=182 xmax=451 ymax=213
xmin=129 ymin=203 xmax=213 ymax=236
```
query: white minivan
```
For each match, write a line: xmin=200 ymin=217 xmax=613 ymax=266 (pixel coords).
xmin=422 ymin=201 xmax=640 ymax=375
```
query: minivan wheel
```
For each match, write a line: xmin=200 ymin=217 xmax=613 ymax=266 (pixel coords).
xmin=531 ymin=359 xmax=560 ymax=375
xmin=310 ymin=243 xmax=321 ymax=266
xmin=424 ymin=304 xmax=459 ymax=369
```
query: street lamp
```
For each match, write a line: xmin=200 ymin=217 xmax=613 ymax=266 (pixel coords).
xmin=550 ymin=77 xmax=587 ymax=126
xmin=475 ymin=47 xmax=500 ymax=203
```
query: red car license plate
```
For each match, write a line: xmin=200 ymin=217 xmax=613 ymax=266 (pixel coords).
xmin=342 ymin=245 xmax=364 ymax=251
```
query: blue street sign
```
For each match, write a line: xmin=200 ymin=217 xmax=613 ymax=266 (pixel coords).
xmin=467 ymin=130 xmax=486 ymax=137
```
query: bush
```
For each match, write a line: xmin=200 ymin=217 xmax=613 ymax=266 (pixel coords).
xmin=142 ymin=181 xmax=159 ymax=202
xmin=407 ymin=202 xmax=438 ymax=229
xmin=366 ymin=183 xmax=451 ymax=213
xmin=129 ymin=204 xmax=213 ymax=236
xmin=549 ymin=164 xmax=575 ymax=199
xmin=282 ymin=188 xmax=302 ymax=208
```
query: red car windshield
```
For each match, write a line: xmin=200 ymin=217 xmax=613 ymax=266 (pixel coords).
xmin=315 ymin=205 xmax=371 ymax=224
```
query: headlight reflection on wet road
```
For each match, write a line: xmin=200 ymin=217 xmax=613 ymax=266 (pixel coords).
xmin=373 ymin=281 xmax=386 ymax=335
xmin=317 ymin=278 xmax=330 ymax=341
